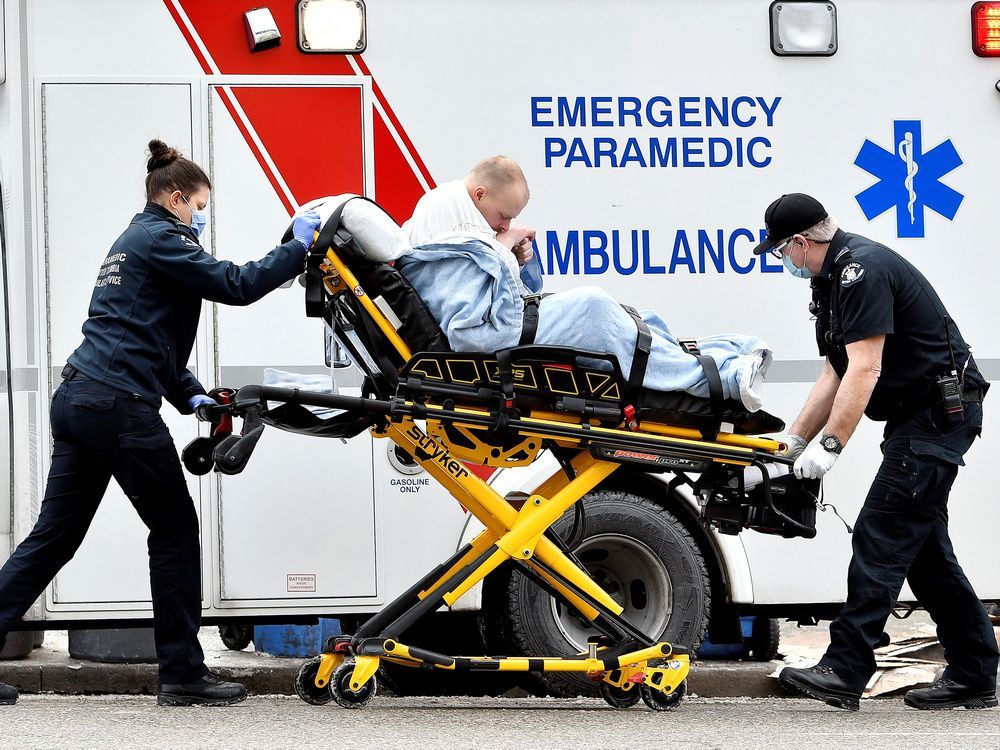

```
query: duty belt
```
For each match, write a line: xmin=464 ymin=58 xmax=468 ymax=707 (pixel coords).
xmin=61 ymin=364 xmax=90 ymax=382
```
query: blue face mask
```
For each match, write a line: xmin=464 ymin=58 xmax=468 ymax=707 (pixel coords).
xmin=183 ymin=196 xmax=207 ymax=238
xmin=781 ymin=242 xmax=813 ymax=279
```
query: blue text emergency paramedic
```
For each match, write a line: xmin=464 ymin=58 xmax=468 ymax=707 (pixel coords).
xmin=0 ymin=140 xmax=321 ymax=708
xmin=757 ymin=194 xmax=997 ymax=712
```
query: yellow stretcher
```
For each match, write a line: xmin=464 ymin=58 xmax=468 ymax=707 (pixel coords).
xmin=186 ymin=211 xmax=818 ymax=710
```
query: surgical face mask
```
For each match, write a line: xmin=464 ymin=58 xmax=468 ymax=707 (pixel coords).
xmin=183 ymin=195 xmax=207 ymax=238
xmin=781 ymin=240 xmax=812 ymax=279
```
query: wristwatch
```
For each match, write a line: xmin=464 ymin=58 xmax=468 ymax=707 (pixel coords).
xmin=820 ymin=434 xmax=843 ymax=455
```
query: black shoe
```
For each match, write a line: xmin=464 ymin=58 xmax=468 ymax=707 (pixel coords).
xmin=0 ymin=682 xmax=17 ymax=706
xmin=904 ymin=678 xmax=998 ymax=710
xmin=779 ymin=664 xmax=861 ymax=711
xmin=157 ymin=673 xmax=248 ymax=707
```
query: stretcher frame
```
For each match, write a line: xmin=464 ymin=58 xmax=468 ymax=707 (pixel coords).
xmin=207 ymin=242 xmax=793 ymax=710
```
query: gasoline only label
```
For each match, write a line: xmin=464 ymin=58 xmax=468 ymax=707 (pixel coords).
xmin=391 ymin=477 xmax=431 ymax=494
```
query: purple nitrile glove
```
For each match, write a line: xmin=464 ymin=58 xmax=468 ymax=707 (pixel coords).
xmin=292 ymin=210 xmax=323 ymax=252
xmin=188 ymin=394 xmax=217 ymax=421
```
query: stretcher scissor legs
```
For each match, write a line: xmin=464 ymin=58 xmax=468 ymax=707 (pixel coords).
xmin=295 ymin=418 xmax=691 ymax=710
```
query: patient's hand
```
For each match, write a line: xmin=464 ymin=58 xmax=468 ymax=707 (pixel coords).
xmin=511 ymin=238 xmax=534 ymax=266
xmin=497 ymin=224 xmax=536 ymax=265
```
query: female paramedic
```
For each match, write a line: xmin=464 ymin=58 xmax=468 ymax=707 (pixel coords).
xmin=0 ymin=140 xmax=321 ymax=708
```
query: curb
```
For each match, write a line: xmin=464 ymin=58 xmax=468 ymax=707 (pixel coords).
xmin=1 ymin=658 xmax=788 ymax=699
xmin=688 ymin=661 xmax=786 ymax=698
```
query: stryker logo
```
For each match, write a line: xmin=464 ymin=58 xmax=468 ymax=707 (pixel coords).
xmin=406 ymin=426 xmax=470 ymax=480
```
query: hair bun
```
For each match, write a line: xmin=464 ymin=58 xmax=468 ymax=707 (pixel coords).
xmin=147 ymin=139 xmax=181 ymax=173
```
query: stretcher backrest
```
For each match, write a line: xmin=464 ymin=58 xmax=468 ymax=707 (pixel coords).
xmin=285 ymin=199 xmax=450 ymax=397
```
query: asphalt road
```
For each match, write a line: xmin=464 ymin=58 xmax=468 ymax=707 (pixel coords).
xmin=2 ymin=695 xmax=997 ymax=750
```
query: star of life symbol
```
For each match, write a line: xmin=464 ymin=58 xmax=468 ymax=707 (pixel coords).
xmin=854 ymin=120 xmax=963 ymax=239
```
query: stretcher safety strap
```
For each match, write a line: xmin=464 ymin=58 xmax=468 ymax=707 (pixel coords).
xmin=678 ymin=338 xmax=724 ymax=417
xmin=622 ymin=305 xmax=652 ymax=399
xmin=519 ymin=296 xmax=542 ymax=346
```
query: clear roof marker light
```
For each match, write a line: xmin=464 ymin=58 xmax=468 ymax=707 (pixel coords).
xmin=770 ymin=2 xmax=838 ymax=57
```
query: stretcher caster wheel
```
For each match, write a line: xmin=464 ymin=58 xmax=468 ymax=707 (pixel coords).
xmin=599 ymin=681 xmax=642 ymax=709
xmin=330 ymin=661 xmax=377 ymax=709
xmin=182 ymin=437 xmax=216 ymax=476
xmin=640 ymin=680 xmax=686 ymax=711
xmin=295 ymin=657 xmax=333 ymax=706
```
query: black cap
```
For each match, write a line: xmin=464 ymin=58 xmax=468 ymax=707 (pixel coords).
xmin=752 ymin=193 xmax=829 ymax=255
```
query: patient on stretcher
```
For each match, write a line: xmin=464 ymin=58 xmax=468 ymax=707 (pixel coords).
xmin=397 ymin=157 xmax=772 ymax=411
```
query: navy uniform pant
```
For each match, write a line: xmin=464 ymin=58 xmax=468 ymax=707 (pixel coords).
xmin=0 ymin=375 xmax=207 ymax=684
xmin=820 ymin=401 xmax=998 ymax=693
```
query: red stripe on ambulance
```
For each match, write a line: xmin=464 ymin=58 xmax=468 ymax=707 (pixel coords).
xmin=165 ymin=0 xmax=432 ymax=220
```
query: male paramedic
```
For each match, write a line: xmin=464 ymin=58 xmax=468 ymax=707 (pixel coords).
xmin=756 ymin=193 xmax=997 ymax=711
xmin=0 ymin=140 xmax=321 ymax=708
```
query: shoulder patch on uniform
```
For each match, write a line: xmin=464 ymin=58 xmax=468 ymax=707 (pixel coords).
xmin=180 ymin=235 xmax=200 ymax=248
xmin=840 ymin=262 xmax=866 ymax=287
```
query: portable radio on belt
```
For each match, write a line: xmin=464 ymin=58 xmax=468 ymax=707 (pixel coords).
xmin=938 ymin=315 xmax=964 ymax=425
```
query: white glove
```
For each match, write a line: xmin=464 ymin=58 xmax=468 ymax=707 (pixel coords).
xmin=778 ymin=434 xmax=808 ymax=460
xmin=794 ymin=442 xmax=839 ymax=480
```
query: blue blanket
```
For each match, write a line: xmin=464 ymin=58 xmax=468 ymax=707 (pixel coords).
xmin=398 ymin=240 xmax=770 ymax=410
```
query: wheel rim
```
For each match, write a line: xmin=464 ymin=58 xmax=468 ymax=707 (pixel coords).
xmin=337 ymin=665 xmax=374 ymax=702
xmin=550 ymin=533 xmax=673 ymax=651
xmin=296 ymin=659 xmax=332 ymax=704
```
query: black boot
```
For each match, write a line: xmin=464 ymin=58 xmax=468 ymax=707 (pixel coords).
xmin=157 ymin=673 xmax=248 ymax=707
xmin=0 ymin=682 xmax=17 ymax=706
xmin=904 ymin=678 xmax=998 ymax=710
xmin=779 ymin=664 xmax=861 ymax=711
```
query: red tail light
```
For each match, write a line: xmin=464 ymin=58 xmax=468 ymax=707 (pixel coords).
xmin=972 ymin=2 xmax=1000 ymax=57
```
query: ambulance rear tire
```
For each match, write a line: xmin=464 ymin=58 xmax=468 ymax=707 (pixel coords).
xmin=746 ymin=617 xmax=781 ymax=662
xmin=218 ymin=624 xmax=253 ymax=652
xmin=500 ymin=489 xmax=710 ymax=698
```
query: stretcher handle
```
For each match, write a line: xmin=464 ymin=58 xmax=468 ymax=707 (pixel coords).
xmin=233 ymin=384 xmax=394 ymax=416
xmin=752 ymin=459 xmax=817 ymax=539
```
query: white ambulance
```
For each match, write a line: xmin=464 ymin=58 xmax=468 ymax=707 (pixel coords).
xmin=1 ymin=0 xmax=997 ymax=694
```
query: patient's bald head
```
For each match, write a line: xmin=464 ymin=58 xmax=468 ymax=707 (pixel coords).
xmin=464 ymin=156 xmax=529 ymax=233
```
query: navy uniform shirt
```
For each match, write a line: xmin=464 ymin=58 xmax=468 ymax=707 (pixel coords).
xmin=812 ymin=229 xmax=987 ymax=421
xmin=69 ymin=202 xmax=304 ymax=413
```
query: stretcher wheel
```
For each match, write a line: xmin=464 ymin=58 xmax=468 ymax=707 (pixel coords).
xmin=330 ymin=661 xmax=377 ymax=709
xmin=181 ymin=437 xmax=216 ymax=476
xmin=640 ymin=679 xmax=686 ymax=711
xmin=294 ymin=657 xmax=333 ymax=706
xmin=599 ymin=681 xmax=642 ymax=709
